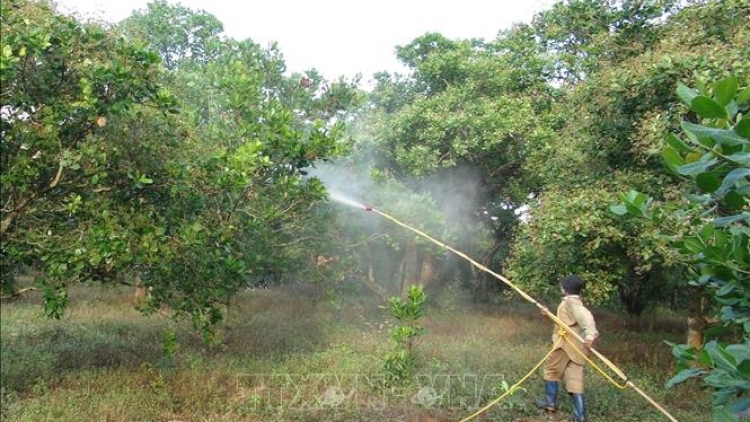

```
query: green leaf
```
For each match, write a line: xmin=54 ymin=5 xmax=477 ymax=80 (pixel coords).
xmin=704 ymin=324 xmax=732 ymax=338
xmin=697 ymin=172 xmax=721 ymax=193
xmin=735 ymin=116 xmax=750 ymax=139
xmin=726 ymin=152 xmax=750 ymax=167
xmin=714 ymin=228 xmax=727 ymax=247
xmin=677 ymin=83 xmax=698 ymax=106
xmin=737 ymin=86 xmax=750 ymax=105
xmin=668 ymin=341 xmax=696 ymax=360
xmin=677 ymin=158 xmax=719 ymax=176
xmin=666 ymin=368 xmax=703 ymax=388
xmin=684 ymin=127 xmax=715 ymax=149
xmin=682 ymin=121 xmax=747 ymax=147
xmin=718 ymin=168 xmax=750 ymax=195
xmin=685 ymin=151 xmax=702 ymax=163
xmin=691 ymin=96 xmax=728 ymax=119
xmin=715 ymin=214 xmax=750 ymax=227
xmin=715 ymin=282 xmax=736 ymax=297
xmin=666 ymin=133 xmax=693 ymax=153
xmin=705 ymin=342 xmax=737 ymax=372
xmin=662 ymin=146 xmax=685 ymax=171
xmin=624 ymin=200 xmax=645 ymax=217
xmin=728 ymin=398 xmax=750 ymax=418
xmin=714 ymin=77 xmax=739 ymax=106
xmin=712 ymin=405 xmax=741 ymax=422
xmin=609 ymin=204 xmax=628 ymax=216
xmin=704 ymin=246 xmax=726 ymax=262
xmin=682 ymin=236 xmax=705 ymax=254
xmin=724 ymin=191 xmax=746 ymax=210
xmin=727 ymin=101 xmax=739 ymax=117
xmin=724 ymin=344 xmax=750 ymax=364
xmin=696 ymin=78 xmax=708 ymax=96
xmin=699 ymin=223 xmax=715 ymax=241
xmin=623 ymin=190 xmax=649 ymax=206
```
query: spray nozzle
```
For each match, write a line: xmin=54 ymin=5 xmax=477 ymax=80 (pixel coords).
xmin=364 ymin=205 xmax=372 ymax=211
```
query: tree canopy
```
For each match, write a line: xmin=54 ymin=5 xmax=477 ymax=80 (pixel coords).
xmin=2 ymin=0 xmax=748 ymax=417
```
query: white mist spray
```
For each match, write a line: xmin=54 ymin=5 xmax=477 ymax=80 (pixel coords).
xmin=328 ymin=189 xmax=367 ymax=210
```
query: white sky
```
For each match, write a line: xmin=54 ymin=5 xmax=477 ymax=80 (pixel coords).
xmin=53 ymin=0 xmax=556 ymax=86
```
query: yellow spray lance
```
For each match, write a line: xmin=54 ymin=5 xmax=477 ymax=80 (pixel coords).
xmin=362 ymin=205 xmax=680 ymax=422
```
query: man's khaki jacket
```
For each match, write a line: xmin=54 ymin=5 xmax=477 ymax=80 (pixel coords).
xmin=551 ymin=295 xmax=599 ymax=365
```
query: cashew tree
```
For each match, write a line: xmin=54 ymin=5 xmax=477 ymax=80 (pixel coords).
xmin=613 ymin=76 xmax=750 ymax=421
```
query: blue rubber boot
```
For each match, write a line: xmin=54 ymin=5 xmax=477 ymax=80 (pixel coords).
xmin=534 ymin=380 xmax=558 ymax=412
xmin=570 ymin=393 xmax=586 ymax=421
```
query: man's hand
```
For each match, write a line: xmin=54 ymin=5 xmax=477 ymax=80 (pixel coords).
xmin=540 ymin=306 xmax=549 ymax=317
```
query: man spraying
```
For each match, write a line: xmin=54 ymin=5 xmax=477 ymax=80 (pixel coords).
xmin=536 ymin=274 xmax=599 ymax=422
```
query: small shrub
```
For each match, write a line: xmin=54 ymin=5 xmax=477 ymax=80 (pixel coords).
xmin=383 ymin=285 xmax=426 ymax=386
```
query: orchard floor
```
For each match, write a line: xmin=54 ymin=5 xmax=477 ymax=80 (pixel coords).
xmin=1 ymin=283 xmax=710 ymax=422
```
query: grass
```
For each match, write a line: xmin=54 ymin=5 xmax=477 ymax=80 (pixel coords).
xmin=1 ymin=283 xmax=711 ymax=422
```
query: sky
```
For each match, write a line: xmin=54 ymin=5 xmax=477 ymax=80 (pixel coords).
xmin=53 ymin=0 xmax=556 ymax=86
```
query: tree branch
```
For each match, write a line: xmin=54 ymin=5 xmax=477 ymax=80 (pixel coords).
xmin=0 ymin=286 xmax=41 ymax=300
xmin=1 ymin=160 xmax=65 ymax=236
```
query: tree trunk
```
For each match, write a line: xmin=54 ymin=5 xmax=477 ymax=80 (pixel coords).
xmin=363 ymin=245 xmax=388 ymax=301
xmin=686 ymin=294 xmax=709 ymax=350
xmin=402 ymin=241 xmax=419 ymax=296
xmin=475 ymin=242 xmax=503 ymax=302
xmin=417 ymin=252 xmax=436 ymax=288
xmin=618 ymin=267 xmax=648 ymax=326
xmin=361 ymin=274 xmax=388 ymax=302
xmin=132 ymin=274 xmax=148 ymax=306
